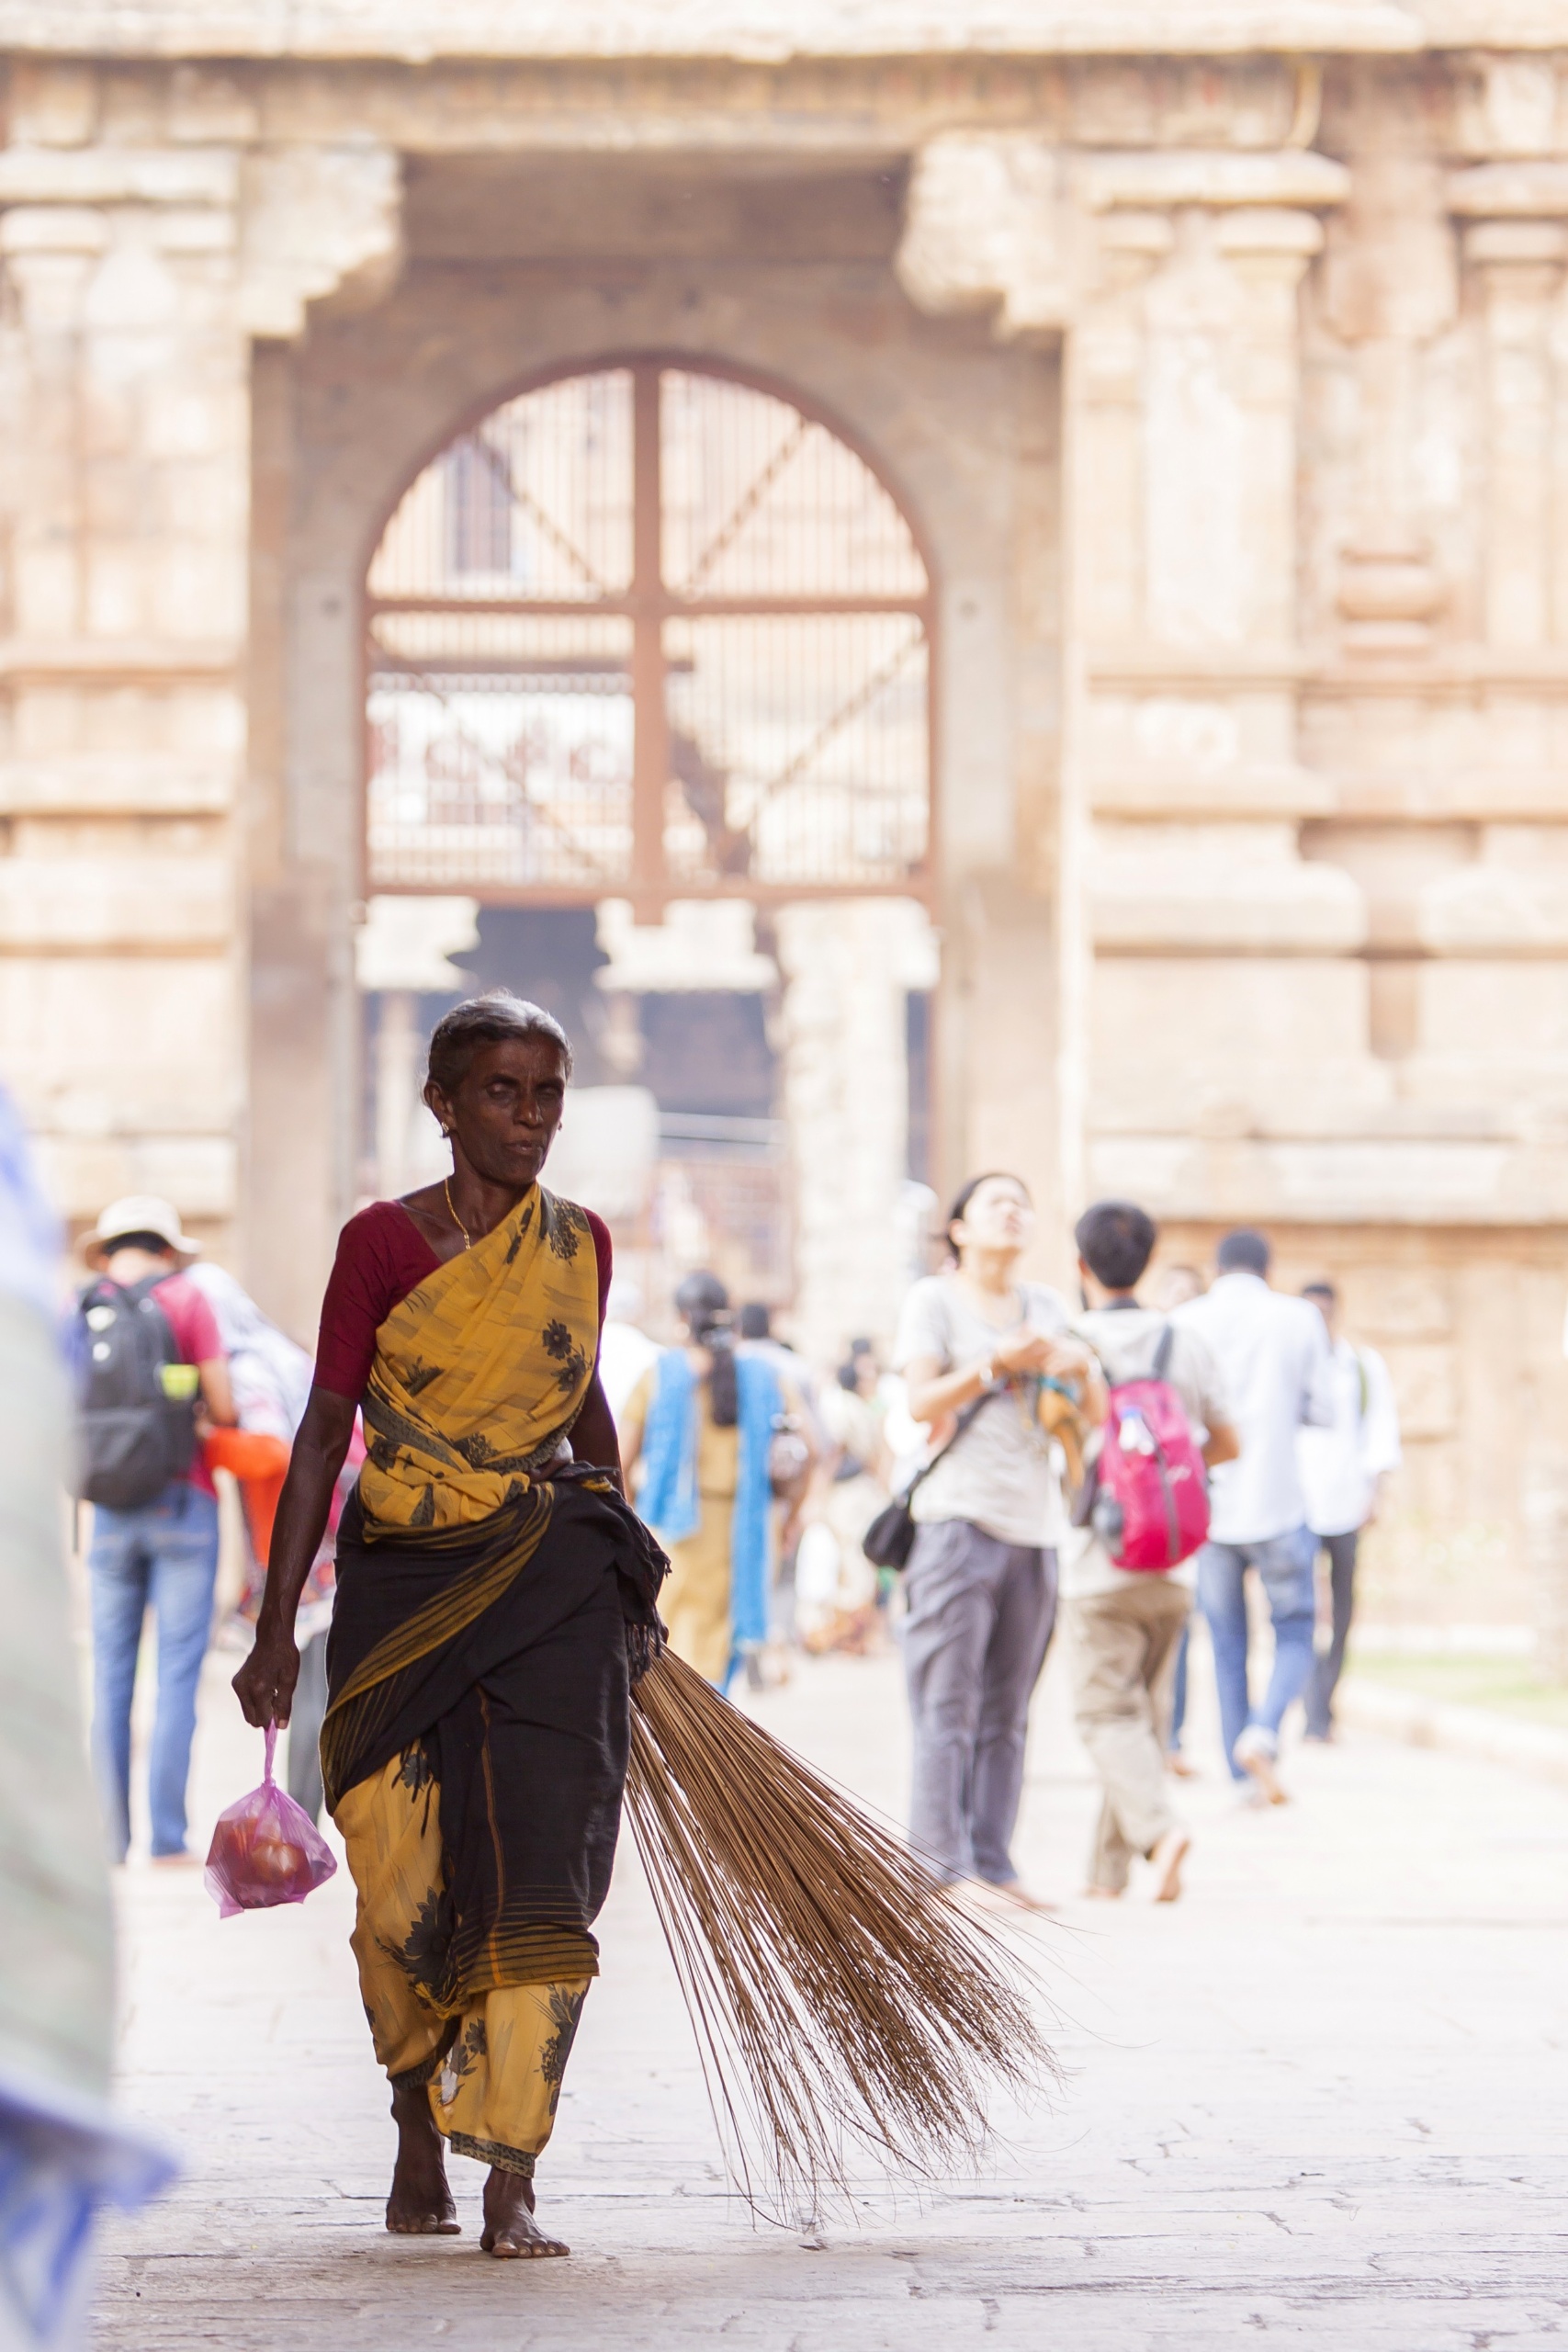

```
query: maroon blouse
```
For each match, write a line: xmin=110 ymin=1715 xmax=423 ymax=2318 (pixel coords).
xmin=313 ymin=1198 xmax=613 ymax=1403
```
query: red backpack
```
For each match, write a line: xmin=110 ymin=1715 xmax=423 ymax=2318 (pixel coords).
xmin=1082 ymin=1326 xmax=1209 ymax=1572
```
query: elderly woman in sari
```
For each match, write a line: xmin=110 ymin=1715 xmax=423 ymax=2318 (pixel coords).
xmin=617 ymin=1271 xmax=803 ymax=1688
xmin=234 ymin=993 xmax=664 ymax=2261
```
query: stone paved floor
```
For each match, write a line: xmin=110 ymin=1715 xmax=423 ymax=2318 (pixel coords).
xmin=95 ymin=1638 xmax=1568 ymax=2349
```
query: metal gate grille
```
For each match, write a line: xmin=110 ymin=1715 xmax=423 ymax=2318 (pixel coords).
xmin=366 ymin=362 xmax=931 ymax=901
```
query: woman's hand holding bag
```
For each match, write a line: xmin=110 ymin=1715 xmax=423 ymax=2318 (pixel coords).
xmin=204 ymin=1723 xmax=336 ymax=1917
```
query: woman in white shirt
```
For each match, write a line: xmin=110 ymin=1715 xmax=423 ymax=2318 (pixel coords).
xmin=894 ymin=1172 xmax=1102 ymax=1908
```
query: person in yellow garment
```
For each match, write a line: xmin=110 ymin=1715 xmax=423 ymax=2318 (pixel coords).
xmin=617 ymin=1272 xmax=805 ymax=1688
xmin=233 ymin=991 xmax=665 ymax=2261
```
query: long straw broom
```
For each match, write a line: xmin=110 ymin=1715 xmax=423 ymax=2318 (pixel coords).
xmin=624 ymin=1647 xmax=1056 ymax=2217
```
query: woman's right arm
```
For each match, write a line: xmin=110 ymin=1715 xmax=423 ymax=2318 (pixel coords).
xmin=903 ymin=1351 xmax=993 ymax=1427
xmin=231 ymin=1385 xmax=357 ymax=1728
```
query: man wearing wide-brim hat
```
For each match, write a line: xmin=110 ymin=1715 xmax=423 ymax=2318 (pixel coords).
xmin=80 ymin=1196 xmax=236 ymax=1865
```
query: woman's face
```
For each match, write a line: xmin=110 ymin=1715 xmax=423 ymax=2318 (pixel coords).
xmin=426 ymin=1035 xmax=568 ymax=1193
xmin=951 ymin=1176 xmax=1033 ymax=1260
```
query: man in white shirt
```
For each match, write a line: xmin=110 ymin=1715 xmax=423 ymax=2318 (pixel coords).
xmin=1297 ymin=1281 xmax=1402 ymax=1742
xmin=1173 ymin=1228 xmax=1336 ymax=1803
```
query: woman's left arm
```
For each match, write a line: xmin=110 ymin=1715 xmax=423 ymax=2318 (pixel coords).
xmin=572 ymin=1371 xmax=625 ymax=1490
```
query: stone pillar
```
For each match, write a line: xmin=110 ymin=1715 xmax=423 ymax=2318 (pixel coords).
xmin=373 ymin=992 xmax=421 ymax=1202
xmin=355 ymin=893 xmax=479 ymax=1204
xmin=244 ymin=143 xmax=401 ymax=1331
xmin=0 ymin=114 xmax=248 ymax=1251
xmin=1058 ymin=149 xmax=1348 ymax=653
xmin=1320 ymin=153 xmax=1456 ymax=651
xmin=1449 ymin=168 xmax=1568 ymax=650
xmin=1079 ymin=171 xmax=1382 ymax=1222
xmin=901 ymin=141 xmax=1365 ymax=1238
xmin=0 ymin=66 xmax=400 ymax=1329
xmin=773 ymin=899 xmax=937 ymax=1359
xmin=897 ymin=141 xmax=1073 ymax=1254
xmin=1405 ymin=169 xmax=1568 ymax=1137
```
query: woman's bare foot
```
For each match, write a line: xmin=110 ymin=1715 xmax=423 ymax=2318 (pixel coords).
xmin=386 ymin=2080 xmax=460 ymax=2235
xmin=1081 ymin=1883 xmax=1122 ymax=1901
xmin=1148 ymin=1826 xmax=1191 ymax=1903
xmin=1233 ymin=1726 xmax=1289 ymax=1806
xmin=1166 ymin=1751 xmax=1198 ymax=1780
xmin=480 ymin=2170 xmax=569 ymax=2258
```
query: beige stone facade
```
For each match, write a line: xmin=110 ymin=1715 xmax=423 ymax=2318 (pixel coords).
xmin=4 ymin=6 xmax=1568 ymax=1607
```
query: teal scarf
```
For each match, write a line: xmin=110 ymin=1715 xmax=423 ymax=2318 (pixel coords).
xmin=637 ymin=1347 xmax=782 ymax=1662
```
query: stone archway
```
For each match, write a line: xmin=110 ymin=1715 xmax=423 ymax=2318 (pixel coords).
xmin=358 ymin=356 xmax=941 ymax=1343
xmin=251 ymin=218 xmax=1060 ymax=1346
xmin=362 ymin=355 xmax=935 ymax=907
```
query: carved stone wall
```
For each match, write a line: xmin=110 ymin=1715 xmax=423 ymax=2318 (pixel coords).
xmin=4 ymin=33 xmax=1568 ymax=1596
xmin=266 ymin=177 xmax=1057 ymax=1344
xmin=0 ymin=59 xmax=398 ymax=1272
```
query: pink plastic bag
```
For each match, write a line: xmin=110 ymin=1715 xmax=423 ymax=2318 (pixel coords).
xmin=204 ymin=1724 xmax=337 ymax=1918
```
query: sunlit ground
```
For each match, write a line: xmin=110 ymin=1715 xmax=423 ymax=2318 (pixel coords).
xmin=92 ymin=1631 xmax=1568 ymax=2349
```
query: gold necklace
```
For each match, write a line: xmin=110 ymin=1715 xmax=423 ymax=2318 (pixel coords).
xmin=444 ymin=1178 xmax=471 ymax=1250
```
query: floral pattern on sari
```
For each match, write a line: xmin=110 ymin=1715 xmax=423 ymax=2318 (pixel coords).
xmin=356 ymin=1183 xmax=600 ymax=1533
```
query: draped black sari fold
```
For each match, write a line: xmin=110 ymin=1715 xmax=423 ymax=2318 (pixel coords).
xmin=322 ymin=1469 xmax=667 ymax=2010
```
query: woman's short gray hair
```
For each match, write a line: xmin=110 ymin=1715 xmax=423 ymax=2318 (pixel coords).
xmin=425 ymin=992 xmax=574 ymax=1094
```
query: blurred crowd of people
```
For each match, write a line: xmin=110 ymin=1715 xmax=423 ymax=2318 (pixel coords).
xmin=67 ymin=1167 xmax=1399 ymax=1919
xmin=0 ymin=1113 xmax=1412 ymax=2343
xmin=69 ymin=1193 xmax=353 ymax=1861
xmin=608 ymin=1177 xmax=1403 ymax=1910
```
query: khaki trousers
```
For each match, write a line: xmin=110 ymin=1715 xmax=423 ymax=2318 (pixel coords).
xmin=1066 ymin=1578 xmax=1190 ymax=1894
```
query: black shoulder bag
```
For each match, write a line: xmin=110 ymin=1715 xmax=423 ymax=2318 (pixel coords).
xmin=862 ymin=1383 xmax=1002 ymax=1572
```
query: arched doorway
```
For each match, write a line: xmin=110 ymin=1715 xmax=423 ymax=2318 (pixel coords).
xmin=360 ymin=358 xmax=938 ymax=1338
xmin=364 ymin=358 xmax=932 ymax=901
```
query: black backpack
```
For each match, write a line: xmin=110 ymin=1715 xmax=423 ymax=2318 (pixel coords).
xmin=75 ymin=1274 xmax=199 ymax=1510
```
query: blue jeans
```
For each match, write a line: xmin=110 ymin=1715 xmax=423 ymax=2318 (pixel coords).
xmin=89 ymin=1481 xmax=220 ymax=1859
xmin=1197 ymin=1528 xmax=1317 ymax=1781
xmin=1167 ymin=1619 xmax=1190 ymax=1753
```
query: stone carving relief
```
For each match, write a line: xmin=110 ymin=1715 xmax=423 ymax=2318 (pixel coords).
xmin=238 ymin=144 xmax=404 ymax=340
xmin=1321 ymin=155 xmax=1457 ymax=651
xmin=896 ymin=133 xmax=1070 ymax=336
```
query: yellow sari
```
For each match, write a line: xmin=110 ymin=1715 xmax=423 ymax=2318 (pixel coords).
xmin=359 ymin=1181 xmax=598 ymax=1531
xmin=320 ymin=1184 xmax=666 ymax=2181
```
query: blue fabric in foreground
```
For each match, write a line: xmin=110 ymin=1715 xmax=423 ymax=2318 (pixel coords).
xmin=0 ymin=2065 xmax=175 ymax=2345
xmin=0 ymin=1084 xmax=62 ymax=1323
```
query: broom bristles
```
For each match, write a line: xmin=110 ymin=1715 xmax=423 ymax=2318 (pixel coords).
xmin=626 ymin=1649 xmax=1055 ymax=2216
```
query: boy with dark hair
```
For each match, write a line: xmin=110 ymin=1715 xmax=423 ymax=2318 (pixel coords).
xmin=1077 ymin=1200 xmax=1158 ymax=1293
xmin=1064 ymin=1201 xmax=1236 ymax=1902
xmin=1214 ymin=1227 xmax=1271 ymax=1277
